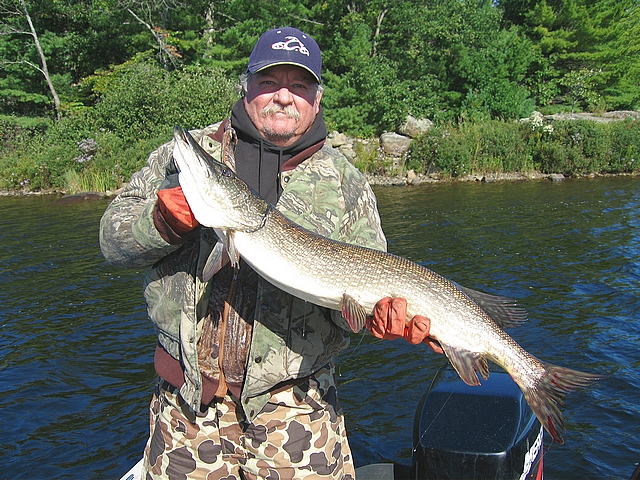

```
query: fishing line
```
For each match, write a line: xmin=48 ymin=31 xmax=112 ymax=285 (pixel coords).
xmin=336 ymin=329 xmax=368 ymax=377
xmin=412 ymin=382 xmax=458 ymax=454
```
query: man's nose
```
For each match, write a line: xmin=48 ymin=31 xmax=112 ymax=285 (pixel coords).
xmin=273 ymin=87 xmax=293 ymax=104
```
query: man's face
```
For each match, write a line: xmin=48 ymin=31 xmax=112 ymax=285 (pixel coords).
xmin=243 ymin=65 xmax=322 ymax=147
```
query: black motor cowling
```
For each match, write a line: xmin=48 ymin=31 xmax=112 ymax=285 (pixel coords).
xmin=411 ymin=366 xmax=543 ymax=480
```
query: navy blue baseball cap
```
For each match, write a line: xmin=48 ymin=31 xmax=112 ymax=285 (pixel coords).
xmin=247 ymin=27 xmax=322 ymax=83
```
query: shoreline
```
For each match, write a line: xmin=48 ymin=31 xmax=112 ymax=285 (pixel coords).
xmin=1 ymin=170 xmax=638 ymax=198
xmin=366 ymin=170 xmax=639 ymax=187
xmin=366 ymin=171 xmax=550 ymax=186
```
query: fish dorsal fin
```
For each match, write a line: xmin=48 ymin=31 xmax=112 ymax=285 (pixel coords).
xmin=441 ymin=344 xmax=489 ymax=386
xmin=456 ymin=284 xmax=528 ymax=329
xmin=341 ymin=293 xmax=368 ymax=333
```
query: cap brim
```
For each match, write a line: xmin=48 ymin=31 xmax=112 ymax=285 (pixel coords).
xmin=248 ymin=61 xmax=321 ymax=84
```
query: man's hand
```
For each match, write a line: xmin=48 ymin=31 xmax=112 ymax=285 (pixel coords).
xmin=367 ymin=297 xmax=443 ymax=353
xmin=156 ymin=185 xmax=200 ymax=235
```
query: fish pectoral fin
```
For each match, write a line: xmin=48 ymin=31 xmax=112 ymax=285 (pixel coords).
xmin=213 ymin=228 xmax=240 ymax=268
xmin=225 ymin=230 xmax=240 ymax=268
xmin=221 ymin=124 xmax=237 ymax=173
xmin=341 ymin=293 xmax=368 ymax=333
xmin=202 ymin=240 xmax=230 ymax=282
xmin=442 ymin=344 xmax=490 ymax=386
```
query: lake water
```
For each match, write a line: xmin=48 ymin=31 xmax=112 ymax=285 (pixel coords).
xmin=1 ymin=177 xmax=638 ymax=479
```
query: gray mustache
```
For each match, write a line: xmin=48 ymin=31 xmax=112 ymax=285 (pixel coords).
xmin=260 ymin=105 xmax=300 ymax=121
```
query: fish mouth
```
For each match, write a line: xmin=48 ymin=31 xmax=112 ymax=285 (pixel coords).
xmin=173 ymin=126 xmax=235 ymax=181
xmin=171 ymin=125 xmax=269 ymax=233
xmin=174 ymin=126 xmax=215 ymax=167
xmin=173 ymin=126 xmax=191 ymax=150
xmin=174 ymin=126 xmax=194 ymax=146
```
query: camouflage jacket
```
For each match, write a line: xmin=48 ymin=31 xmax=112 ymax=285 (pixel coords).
xmin=99 ymin=122 xmax=387 ymax=420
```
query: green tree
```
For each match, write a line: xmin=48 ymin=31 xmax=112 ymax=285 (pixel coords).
xmin=197 ymin=0 xmax=325 ymax=72
xmin=0 ymin=0 xmax=61 ymax=118
xmin=588 ymin=0 xmax=640 ymax=109
xmin=0 ymin=0 xmax=144 ymax=117
xmin=505 ymin=0 xmax=639 ymax=111
xmin=376 ymin=0 xmax=536 ymax=120
xmin=1 ymin=0 xmax=637 ymax=134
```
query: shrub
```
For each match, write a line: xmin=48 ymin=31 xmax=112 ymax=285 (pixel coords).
xmin=163 ymin=64 xmax=239 ymax=130
xmin=607 ymin=120 xmax=640 ymax=172
xmin=410 ymin=119 xmax=535 ymax=177
xmin=409 ymin=125 xmax=473 ymax=177
xmin=0 ymin=115 xmax=52 ymax=152
xmin=1 ymin=59 xmax=238 ymax=192
xmin=410 ymin=117 xmax=640 ymax=177
xmin=534 ymin=121 xmax=612 ymax=174
xmin=87 ymin=59 xmax=237 ymax=141
xmin=352 ymin=140 xmax=383 ymax=174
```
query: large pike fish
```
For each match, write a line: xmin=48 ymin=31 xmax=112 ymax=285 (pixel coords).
xmin=172 ymin=126 xmax=600 ymax=444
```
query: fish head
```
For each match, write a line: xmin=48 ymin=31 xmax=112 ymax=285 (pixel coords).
xmin=172 ymin=126 xmax=269 ymax=231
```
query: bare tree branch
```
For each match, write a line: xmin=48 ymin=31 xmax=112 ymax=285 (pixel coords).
xmin=127 ymin=6 xmax=181 ymax=70
xmin=286 ymin=13 xmax=324 ymax=26
xmin=372 ymin=8 xmax=388 ymax=57
xmin=0 ymin=0 xmax=28 ymax=35
xmin=2 ymin=58 xmax=45 ymax=76
xmin=1 ymin=0 xmax=62 ymax=119
xmin=0 ymin=24 xmax=29 ymax=36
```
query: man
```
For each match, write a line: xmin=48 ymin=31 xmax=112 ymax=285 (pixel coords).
xmin=100 ymin=27 xmax=439 ymax=480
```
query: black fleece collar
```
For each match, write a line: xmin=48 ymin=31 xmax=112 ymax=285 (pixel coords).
xmin=229 ymin=99 xmax=327 ymax=204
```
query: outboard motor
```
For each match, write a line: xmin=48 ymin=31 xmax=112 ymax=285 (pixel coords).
xmin=412 ymin=366 xmax=543 ymax=480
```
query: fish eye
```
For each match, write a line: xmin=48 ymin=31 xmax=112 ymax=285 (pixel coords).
xmin=221 ymin=168 xmax=232 ymax=178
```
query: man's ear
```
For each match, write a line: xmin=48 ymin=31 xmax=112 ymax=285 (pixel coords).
xmin=314 ymin=89 xmax=323 ymax=114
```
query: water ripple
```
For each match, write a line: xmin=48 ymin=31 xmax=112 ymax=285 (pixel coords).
xmin=2 ymin=178 xmax=640 ymax=478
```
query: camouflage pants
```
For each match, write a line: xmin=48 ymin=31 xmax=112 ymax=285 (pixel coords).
xmin=141 ymin=366 xmax=355 ymax=480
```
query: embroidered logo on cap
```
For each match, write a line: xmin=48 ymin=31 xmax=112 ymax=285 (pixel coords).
xmin=271 ymin=36 xmax=310 ymax=56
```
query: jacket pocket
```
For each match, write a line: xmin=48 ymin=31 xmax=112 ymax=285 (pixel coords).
xmin=144 ymin=241 xmax=200 ymax=351
xmin=246 ymin=279 xmax=349 ymax=394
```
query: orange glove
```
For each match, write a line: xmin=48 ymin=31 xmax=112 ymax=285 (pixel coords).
xmin=156 ymin=186 xmax=200 ymax=235
xmin=367 ymin=297 xmax=443 ymax=353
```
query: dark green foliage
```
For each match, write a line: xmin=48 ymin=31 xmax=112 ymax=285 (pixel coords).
xmin=2 ymin=0 xmax=638 ymax=124
xmin=320 ymin=0 xmax=538 ymax=132
xmin=1 ymin=0 xmax=639 ymax=191
xmin=323 ymin=56 xmax=443 ymax=136
xmin=506 ymin=0 xmax=639 ymax=112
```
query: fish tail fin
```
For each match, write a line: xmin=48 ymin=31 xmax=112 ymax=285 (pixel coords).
xmin=523 ymin=363 xmax=603 ymax=445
